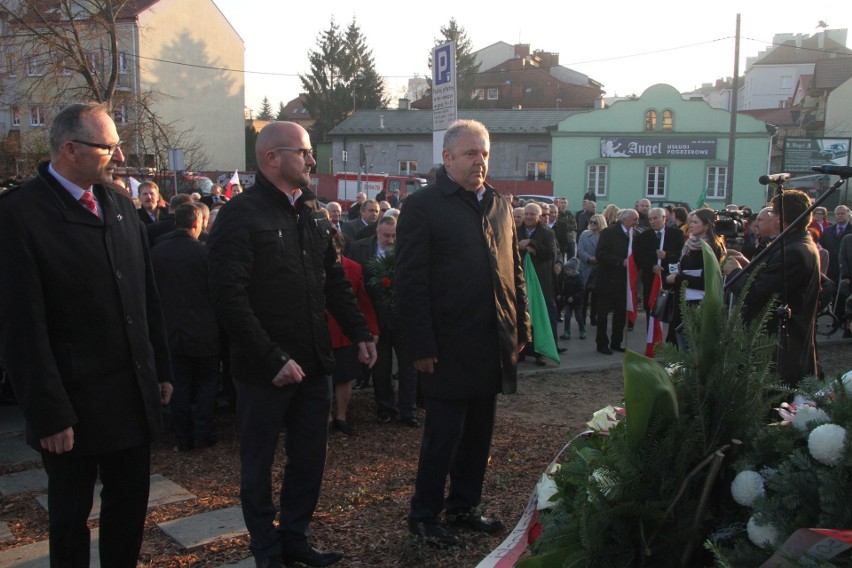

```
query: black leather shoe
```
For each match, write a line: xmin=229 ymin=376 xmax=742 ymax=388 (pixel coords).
xmin=611 ymin=345 xmax=626 ymax=352
xmin=401 ymin=416 xmax=420 ymax=427
xmin=556 ymin=347 xmax=567 ymax=353
xmin=332 ymin=419 xmax=354 ymax=436
xmin=597 ymin=346 xmax=613 ymax=355
xmin=446 ymin=509 xmax=504 ymax=534
xmin=280 ymin=544 xmax=343 ymax=567
xmin=408 ymin=520 xmax=459 ymax=547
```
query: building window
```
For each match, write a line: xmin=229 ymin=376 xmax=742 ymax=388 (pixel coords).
xmin=113 ymin=104 xmax=127 ymax=124
xmin=399 ymin=160 xmax=416 ymax=175
xmin=30 ymin=105 xmax=45 ymax=126
xmin=646 ymin=166 xmax=667 ymax=197
xmin=780 ymin=75 xmax=792 ymax=89
xmin=662 ymin=110 xmax=673 ymax=131
xmin=473 ymin=88 xmax=485 ymax=100
xmin=11 ymin=106 xmax=20 ymax=127
xmin=118 ymin=52 xmax=127 ymax=74
xmin=526 ymin=161 xmax=551 ymax=181
xmin=706 ymin=166 xmax=727 ymax=199
xmin=27 ymin=58 xmax=44 ymax=77
xmin=86 ymin=51 xmax=101 ymax=75
xmin=645 ymin=110 xmax=657 ymax=131
xmin=587 ymin=164 xmax=608 ymax=197
xmin=487 ymin=88 xmax=499 ymax=100
xmin=7 ymin=53 xmax=17 ymax=77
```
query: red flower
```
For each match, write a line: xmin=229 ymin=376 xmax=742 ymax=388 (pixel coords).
xmin=528 ymin=521 xmax=543 ymax=544
xmin=381 ymin=276 xmax=392 ymax=288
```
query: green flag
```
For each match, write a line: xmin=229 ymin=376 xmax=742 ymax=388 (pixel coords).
xmin=523 ymin=254 xmax=560 ymax=363
xmin=695 ymin=186 xmax=708 ymax=210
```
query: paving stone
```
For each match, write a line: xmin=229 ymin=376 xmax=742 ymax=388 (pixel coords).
xmin=218 ymin=557 xmax=254 ymax=568
xmin=0 ymin=468 xmax=47 ymax=496
xmin=0 ymin=435 xmax=39 ymax=467
xmin=157 ymin=506 xmax=245 ymax=550
xmin=0 ymin=521 xmax=13 ymax=543
xmin=36 ymin=474 xmax=195 ymax=519
xmin=0 ymin=528 xmax=99 ymax=567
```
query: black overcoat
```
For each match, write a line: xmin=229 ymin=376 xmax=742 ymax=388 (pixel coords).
xmin=595 ymin=223 xmax=631 ymax=298
xmin=0 ymin=162 xmax=172 ymax=454
xmin=395 ymin=167 xmax=530 ymax=399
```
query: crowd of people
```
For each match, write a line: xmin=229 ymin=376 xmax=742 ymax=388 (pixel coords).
xmin=0 ymin=104 xmax=838 ymax=567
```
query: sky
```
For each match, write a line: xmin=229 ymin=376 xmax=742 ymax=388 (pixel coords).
xmin=212 ymin=0 xmax=848 ymax=115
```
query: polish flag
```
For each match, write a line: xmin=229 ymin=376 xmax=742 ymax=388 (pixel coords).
xmin=645 ymin=273 xmax=664 ymax=357
xmin=626 ymin=227 xmax=639 ymax=324
xmin=224 ymin=169 xmax=240 ymax=198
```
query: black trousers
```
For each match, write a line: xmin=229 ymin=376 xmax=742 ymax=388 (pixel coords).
xmin=596 ymin=291 xmax=627 ymax=348
xmin=373 ymin=328 xmax=418 ymax=420
xmin=41 ymin=442 xmax=151 ymax=568
xmin=409 ymin=395 xmax=497 ymax=522
xmin=235 ymin=375 xmax=331 ymax=558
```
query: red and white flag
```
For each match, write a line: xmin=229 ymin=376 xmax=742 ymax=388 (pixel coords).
xmin=224 ymin=169 xmax=239 ymax=198
xmin=127 ymin=176 xmax=141 ymax=198
xmin=645 ymin=273 xmax=664 ymax=357
xmin=626 ymin=227 xmax=639 ymax=324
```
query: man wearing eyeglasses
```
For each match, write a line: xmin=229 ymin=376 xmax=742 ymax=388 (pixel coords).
xmin=207 ymin=121 xmax=377 ymax=568
xmin=0 ymin=102 xmax=173 ymax=566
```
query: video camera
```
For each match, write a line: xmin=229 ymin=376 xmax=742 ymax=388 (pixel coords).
xmin=714 ymin=207 xmax=753 ymax=247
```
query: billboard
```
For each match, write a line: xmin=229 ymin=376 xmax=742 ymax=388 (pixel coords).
xmin=599 ymin=138 xmax=717 ymax=159
xmin=782 ymin=137 xmax=850 ymax=175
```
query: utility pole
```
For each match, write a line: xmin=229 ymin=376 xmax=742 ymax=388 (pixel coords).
xmin=725 ymin=14 xmax=741 ymax=206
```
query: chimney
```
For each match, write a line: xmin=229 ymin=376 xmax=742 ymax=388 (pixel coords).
xmin=818 ymin=32 xmax=825 ymax=49
xmin=379 ymin=114 xmax=384 ymax=129
xmin=398 ymin=98 xmax=410 ymax=110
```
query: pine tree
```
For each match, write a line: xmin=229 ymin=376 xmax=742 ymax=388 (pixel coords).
xmin=429 ymin=18 xmax=480 ymax=109
xmin=276 ymin=101 xmax=287 ymax=121
xmin=257 ymin=97 xmax=273 ymax=120
xmin=300 ymin=17 xmax=387 ymax=145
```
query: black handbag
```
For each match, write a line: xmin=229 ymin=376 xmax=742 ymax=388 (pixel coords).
xmin=650 ymin=288 xmax=675 ymax=323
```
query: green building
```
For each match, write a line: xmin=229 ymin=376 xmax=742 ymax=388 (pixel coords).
xmin=552 ymin=84 xmax=772 ymax=211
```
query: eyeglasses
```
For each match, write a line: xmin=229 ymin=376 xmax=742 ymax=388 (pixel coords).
xmin=589 ymin=221 xmax=599 ymax=225
xmin=73 ymin=139 xmax=122 ymax=154
xmin=270 ymin=147 xmax=313 ymax=159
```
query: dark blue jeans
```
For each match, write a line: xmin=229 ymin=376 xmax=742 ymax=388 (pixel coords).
xmin=169 ymin=354 xmax=219 ymax=447
xmin=235 ymin=375 xmax=332 ymax=557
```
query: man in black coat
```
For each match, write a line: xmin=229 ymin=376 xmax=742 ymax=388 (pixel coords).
xmin=396 ymin=119 xmax=530 ymax=547
xmin=820 ymin=205 xmax=852 ymax=282
xmin=349 ymin=216 xmax=419 ymax=426
xmin=0 ymin=103 xmax=173 ymax=567
xmin=634 ymin=207 xmax=684 ymax=319
xmin=207 ymin=121 xmax=377 ymax=568
xmin=594 ymin=208 xmax=640 ymax=354
xmin=151 ymin=203 xmax=220 ymax=452
xmin=341 ymin=198 xmax=380 ymax=248
xmin=146 ymin=193 xmax=193 ymax=247
xmin=137 ymin=180 xmax=167 ymax=224
xmin=726 ymin=190 xmax=821 ymax=387
xmin=200 ymin=183 xmax=229 ymax=208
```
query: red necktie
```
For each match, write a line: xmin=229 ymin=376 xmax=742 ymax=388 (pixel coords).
xmin=79 ymin=191 xmax=99 ymax=218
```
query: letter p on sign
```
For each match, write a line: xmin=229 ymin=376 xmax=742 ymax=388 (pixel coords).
xmin=435 ymin=44 xmax=452 ymax=85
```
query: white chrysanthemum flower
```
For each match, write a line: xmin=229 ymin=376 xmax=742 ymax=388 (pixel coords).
xmin=731 ymin=470 xmax=765 ymax=507
xmin=747 ymin=515 xmax=779 ymax=549
xmin=842 ymin=371 xmax=852 ymax=395
xmin=792 ymin=405 xmax=829 ymax=431
xmin=808 ymin=424 xmax=847 ymax=467
xmin=535 ymin=473 xmax=559 ymax=510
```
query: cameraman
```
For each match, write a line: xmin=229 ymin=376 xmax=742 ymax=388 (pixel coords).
xmin=724 ymin=191 xmax=820 ymax=388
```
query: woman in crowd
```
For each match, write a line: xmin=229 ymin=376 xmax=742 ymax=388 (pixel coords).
xmin=665 ymin=208 xmax=725 ymax=350
xmin=673 ymin=206 xmax=689 ymax=236
xmin=327 ymin=230 xmax=379 ymax=435
xmin=810 ymin=206 xmax=830 ymax=237
xmin=602 ymin=204 xmax=619 ymax=227
xmin=577 ymin=213 xmax=607 ymax=328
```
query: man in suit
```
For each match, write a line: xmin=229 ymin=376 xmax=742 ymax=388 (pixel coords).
xmin=341 ymin=198 xmax=380 ymax=247
xmin=350 ymin=216 xmax=419 ymax=426
xmin=151 ymin=203 xmax=220 ymax=452
xmin=146 ymin=193 xmax=193 ymax=247
xmin=594 ymin=208 xmax=640 ymax=354
xmin=519 ymin=202 xmax=564 ymax=358
xmin=396 ymin=119 xmax=530 ymax=547
xmin=347 ymin=191 xmax=367 ymax=220
xmin=207 ymin=121 xmax=376 ymax=568
xmin=137 ymin=180 xmax=167 ymax=224
xmin=0 ymin=102 xmax=173 ymax=567
xmin=575 ymin=199 xmax=596 ymax=239
xmin=820 ymin=205 xmax=851 ymax=282
xmin=635 ymin=207 xmax=684 ymax=320
xmin=326 ymin=201 xmax=344 ymax=233
xmin=201 ymin=184 xmax=229 ymax=208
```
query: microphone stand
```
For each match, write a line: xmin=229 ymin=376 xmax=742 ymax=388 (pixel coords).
xmin=724 ymin=175 xmax=848 ymax=377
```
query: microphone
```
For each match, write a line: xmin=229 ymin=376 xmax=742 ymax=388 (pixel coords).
xmin=758 ymin=172 xmax=792 ymax=185
xmin=811 ymin=165 xmax=852 ymax=178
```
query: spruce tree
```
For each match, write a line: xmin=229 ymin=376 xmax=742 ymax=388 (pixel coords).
xmin=257 ymin=97 xmax=273 ymax=120
xmin=276 ymin=101 xmax=287 ymax=121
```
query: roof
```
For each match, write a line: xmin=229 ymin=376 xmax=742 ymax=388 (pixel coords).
xmin=752 ymin=34 xmax=852 ymax=66
xmin=738 ymin=107 xmax=799 ymax=127
xmin=282 ymin=94 xmax=311 ymax=119
xmin=13 ymin=0 xmax=161 ymax=22
xmin=329 ymin=109 xmax=588 ymax=137
xmin=812 ymin=56 xmax=852 ymax=89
